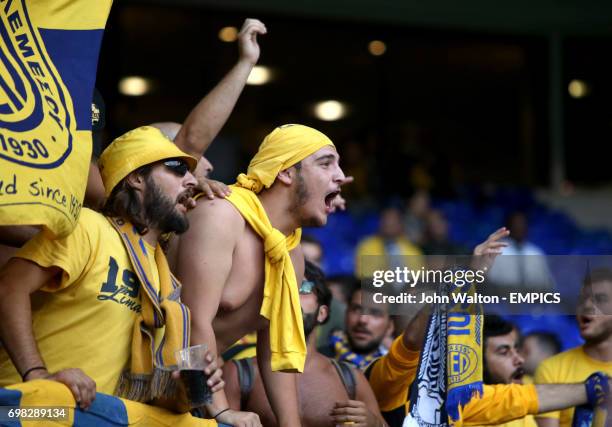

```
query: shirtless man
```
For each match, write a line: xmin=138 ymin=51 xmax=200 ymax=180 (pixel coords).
xmin=176 ymin=124 xmax=346 ymax=426
xmin=223 ymin=261 xmax=386 ymax=427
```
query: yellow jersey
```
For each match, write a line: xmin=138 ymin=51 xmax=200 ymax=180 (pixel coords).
xmin=535 ymin=346 xmax=612 ymax=426
xmin=0 ymin=208 xmax=158 ymax=394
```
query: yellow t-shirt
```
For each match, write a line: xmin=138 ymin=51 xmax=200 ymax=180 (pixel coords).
xmin=535 ymin=346 xmax=612 ymax=426
xmin=355 ymin=235 xmax=424 ymax=278
xmin=0 ymin=208 xmax=157 ymax=394
xmin=366 ymin=334 xmax=539 ymax=426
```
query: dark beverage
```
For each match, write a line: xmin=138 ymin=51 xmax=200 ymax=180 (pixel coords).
xmin=180 ymin=369 xmax=213 ymax=407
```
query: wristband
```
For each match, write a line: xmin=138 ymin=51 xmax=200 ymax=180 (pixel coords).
xmin=585 ymin=371 xmax=609 ymax=407
xmin=213 ymin=408 xmax=230 ymax=419
xmin=21 ymin=366 xmax=47 ymax=381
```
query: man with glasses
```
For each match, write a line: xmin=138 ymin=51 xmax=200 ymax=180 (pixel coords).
xmin=0 ymin=126 xmax=224 ymax=414
xmin=222 ymin=261 xmax=386 ymax=427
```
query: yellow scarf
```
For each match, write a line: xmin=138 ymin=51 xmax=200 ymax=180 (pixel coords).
xmin=226 ymin=186 xmax=305 ymax=371
xmin=225 ymin=124 xmax=335 ymax=372
xmin=447 ymin=282 xmax=483 ymax=422
xmin=108 ymin=217 xmax=191 ymax=407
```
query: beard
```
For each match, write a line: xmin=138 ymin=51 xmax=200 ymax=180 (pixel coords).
xmin=303 ymin=312 xmax=319 ymax=339
xmin=347 ymin=331 xmax=382 ymax=355
xmin=290 ymin=169 xmax=319 ymax=227
xmin=143 ymin=176 xmax=189 ymax=234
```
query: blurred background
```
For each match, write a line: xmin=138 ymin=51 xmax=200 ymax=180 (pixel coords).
xmin=95 ymin=0 xmax=612 ymax=349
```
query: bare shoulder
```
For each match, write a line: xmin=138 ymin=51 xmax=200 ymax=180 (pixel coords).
xmin=187 ymin=197 xmax=245 ymax=234
xmin=178 ymin=198 xmax=245 ymax=255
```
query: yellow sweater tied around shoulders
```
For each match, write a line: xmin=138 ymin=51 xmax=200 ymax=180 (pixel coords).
xmin=226 ymin=124 xmax=335 ymax=372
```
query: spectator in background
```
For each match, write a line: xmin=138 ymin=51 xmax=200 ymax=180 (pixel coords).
xmin=326 ymin=274 xmax=358 ymax=306
xmin=301 ymin=234 xmax=324 ymax=268
xmin=487 ymin=211 xmax=552 ymax=289
xmin=300 ymin=235 xmax=350 ymax=356
xmin=421 ymin=209 xmax=467 ymax=256
xmin=535 ymin=268 xmax=612 ymax=427
xmin=315 ymin=274 xmax=357 ymax=351
xmin=403 ymin=190 xmax=430 ymax=246
xmin=476 ymin=315 xmax=535 ymax=427
xmin=222 ymin=261 xmax=386 ymax=427
xmin=322 ymin=288 xmax=394 ymax=370
xmin=355 ymin=207 xmax=423 ymax=279
xmin=520 ymin=332 xmax=562 ymax=378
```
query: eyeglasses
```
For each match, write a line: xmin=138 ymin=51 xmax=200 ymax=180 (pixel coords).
xmin=163 ymin=159 xmax=189 ymax=177
xmin=299 ymin=280 xmax=315 ymax=295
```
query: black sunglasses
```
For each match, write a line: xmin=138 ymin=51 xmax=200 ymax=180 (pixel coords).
xmin=163 ymin=159 xmax=190 ymax=177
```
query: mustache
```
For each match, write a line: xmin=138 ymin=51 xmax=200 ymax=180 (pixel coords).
xmin=351 ymin=327 xmax=372 ymax=336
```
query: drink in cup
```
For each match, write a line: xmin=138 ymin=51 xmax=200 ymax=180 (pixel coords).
xmin=175 ymin=344 xmax=213 ymax=407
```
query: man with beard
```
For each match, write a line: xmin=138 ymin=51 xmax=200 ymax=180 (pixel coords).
xmin=177 ymin=124 xmax=347 ymax=426
xmin=222 ymin=261 xmax=386 ymax=426
xmin=476 ymin=315 xmax=534 ymax=427
xmin=0 ymin=127 xmax=225 ymax=414
xmin=325 ymin=287 xmax=394 ymax=370
xmin=535 ymin=268 xmax=612 ymax=427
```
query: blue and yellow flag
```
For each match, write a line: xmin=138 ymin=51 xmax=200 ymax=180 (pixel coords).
xmin=0 ymin=380 xmax=219 ymax=426
xmin=0 ymin=0 xmax=112 ymax=238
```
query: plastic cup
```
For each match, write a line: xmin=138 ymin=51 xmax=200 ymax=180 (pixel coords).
xmin=175 ymin=344 xmax=213 ymax=407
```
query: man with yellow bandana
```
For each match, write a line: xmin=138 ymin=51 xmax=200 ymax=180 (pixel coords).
xmin=0 ymin=127 xmax=225 ymax=414
xmin=177 ymin=124 xmax=347 ymax=426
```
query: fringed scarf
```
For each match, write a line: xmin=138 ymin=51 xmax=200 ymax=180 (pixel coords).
xmin=404 ymin=282 xmax=483 ymax=426
xmin=108 ymin=217 xmax=191 ymax=408
xmin=226 ymin=186 xmax=306 ymax=372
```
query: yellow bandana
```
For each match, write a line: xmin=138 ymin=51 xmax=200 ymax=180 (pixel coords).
xmin=236 ymin=124 xmax=335 ymax=193
xmin=228 ymin=124 xmax=335 ymax=372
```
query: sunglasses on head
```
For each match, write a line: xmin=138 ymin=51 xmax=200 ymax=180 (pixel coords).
xmin=299 ymin=280 xmax=315 ymax=295
xmin=163 ymin=159 xmax=189 ymax=177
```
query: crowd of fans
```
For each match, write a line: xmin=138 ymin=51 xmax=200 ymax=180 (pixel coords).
xmin=1 ymin=14 xmax=611 ymax=427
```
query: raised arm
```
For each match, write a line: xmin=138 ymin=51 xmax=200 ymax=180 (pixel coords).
xmin=174 ymin=18 xmax=267 ymax=159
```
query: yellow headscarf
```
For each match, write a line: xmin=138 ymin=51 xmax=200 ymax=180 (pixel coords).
xmin=226 ymin=124 xmax=335 ymax=372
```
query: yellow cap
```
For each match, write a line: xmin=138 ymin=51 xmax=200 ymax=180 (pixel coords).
xmin=99 ymin=126 xmax=197 ymax=197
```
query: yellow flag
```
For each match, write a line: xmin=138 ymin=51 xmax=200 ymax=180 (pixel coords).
xmin=0 ymin=0 xmax=113 ymax=238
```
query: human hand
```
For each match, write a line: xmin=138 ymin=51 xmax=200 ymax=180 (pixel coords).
xmin=27 ymin=368 xmax=96 ymax=410
xmin=216 ymin=408 xmax=262 ymax=427
xmin=196 ymin=177 xmax=231 ymax=200
xmin=331 ymin=400 xmax=381 ymax=426
xmin=238 ymin=18 xmax=267 ymax=65
xmin=471 ymin=227 xmax=509 ymax=272
xmin=331 ymin=176 xmax=354 ymax=213
xmin=172 ymin=350 xmax=225 ymax=393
